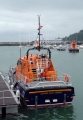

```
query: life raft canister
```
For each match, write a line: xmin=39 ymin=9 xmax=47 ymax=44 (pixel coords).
xmin=65 ymin=74 xmax=69 ymax=82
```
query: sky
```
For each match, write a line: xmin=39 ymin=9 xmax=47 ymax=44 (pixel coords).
xmin=0 ymin=0 xmax=83 ymax=42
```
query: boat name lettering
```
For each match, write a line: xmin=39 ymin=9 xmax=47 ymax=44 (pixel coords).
xmin=40 ymin=92 xmax=62 ymax=95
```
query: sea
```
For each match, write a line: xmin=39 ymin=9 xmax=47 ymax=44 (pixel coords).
xmin=0 ymin=46 xmax=83 ymax=120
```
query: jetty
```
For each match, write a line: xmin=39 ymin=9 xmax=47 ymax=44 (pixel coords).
xmin=0 ymin=40 xmax=83 ymax=46
xmin=0 ymin=72 xmax=19 ymax=117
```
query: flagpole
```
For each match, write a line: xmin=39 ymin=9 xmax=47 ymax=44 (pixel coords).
xmin=37 ymin=15 xmax=41 ymax=51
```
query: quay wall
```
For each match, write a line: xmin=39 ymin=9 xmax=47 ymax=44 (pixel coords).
xmin=0 ymin=41 xmax=83 ymax=46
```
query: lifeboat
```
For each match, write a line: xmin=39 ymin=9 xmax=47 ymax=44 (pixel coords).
xmin=68 ymin=41 xmax=79 ymax=52
xmin=8 ymin=16 xmax=75 ymax=108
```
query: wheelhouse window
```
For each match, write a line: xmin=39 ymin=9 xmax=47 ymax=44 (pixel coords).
xmin=17 ymin=60 xmax=22 ymax=65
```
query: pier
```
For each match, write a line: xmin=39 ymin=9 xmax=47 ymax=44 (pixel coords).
xmin=0 ymin=73 xmax=19 ymax=117
xmin=0 ymin=40 xmax=83 ymax=46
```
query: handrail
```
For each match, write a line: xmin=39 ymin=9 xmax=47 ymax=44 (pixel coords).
xmin=28 ymin=81 xmax=67 ymax=89
xmin=36 ymin=59 xmax=49 ymax=68
xmin=16 ymin=70 xmax=72 ymax=85
xmin=16 ymin=72 xmax=26 ymax=81
xmin=0 ymin=90 xmax=20 ymax=105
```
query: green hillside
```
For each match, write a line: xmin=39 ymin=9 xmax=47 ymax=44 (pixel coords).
xmin=63 ymin=30 xmax=83 ymax=41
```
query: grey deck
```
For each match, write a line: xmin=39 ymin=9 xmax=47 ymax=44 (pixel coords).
xmin=0 ymin=74 xmax=17 ymax=106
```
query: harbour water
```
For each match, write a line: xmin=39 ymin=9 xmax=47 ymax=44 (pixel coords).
xmin=0 ymin=46 xmax=83 ymax=120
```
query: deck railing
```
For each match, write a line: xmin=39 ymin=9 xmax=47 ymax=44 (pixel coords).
xmin=36 ymin=59 xmax=49 ymax=69
xmin=0 ymin=90 xmax=20 ymax=105
xmin=56 ymin=71 xmax=71 ymax=84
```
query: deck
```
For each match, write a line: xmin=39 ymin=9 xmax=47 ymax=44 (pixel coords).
xmin=0 ymin=73 xmax=19 ymax=116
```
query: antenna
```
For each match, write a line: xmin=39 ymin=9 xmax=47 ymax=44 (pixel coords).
xmin=19 ymin=31 xmax=22 ymax=59
xmin=20 ymin=48 xmax=21 ymax=59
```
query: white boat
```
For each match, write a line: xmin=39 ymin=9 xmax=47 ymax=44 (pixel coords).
xmin=18 ymin=45 xmax=23 ymax=48
xmin=25 ymin=44 xmax=31 ymax=48
xmin=56 ymin=44 xmax=66 ymax=51
xmin=79 ymin=44 xmax=83 ymax=49
xmin=43 ymin=44 xmax=51 ymax=49
xmin=53 ymin=44 xmax=57 ymax=49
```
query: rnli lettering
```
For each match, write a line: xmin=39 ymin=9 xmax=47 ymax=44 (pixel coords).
xmin=40 ymin=92 xmax=62 ymax=95
xmin=41 ymin=93 xmax=48 ymax=95
xmin=29 ymin=89 xmax=71 ymax=94
xmin=49 ymin=92 xmax=62 ymax=94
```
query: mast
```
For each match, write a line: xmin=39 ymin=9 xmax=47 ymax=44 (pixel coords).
xmin=37 ymin=15 xmax=41 ymax=51
xmin=26 ymin=15 xmax=51 ymax=59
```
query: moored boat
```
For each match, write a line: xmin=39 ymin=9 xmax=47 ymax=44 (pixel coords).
xmin=53 ymin=44 xmax=57 ymax=49
xmin=79 ymin=44 xmax=83 ymax=49
xmin=8 ymin=16 xmax=75 ymax=108
xmin=68 ymin=41 xmax=79 ymax=52
xmin=56 ymin=44 xmax=66 ymax=51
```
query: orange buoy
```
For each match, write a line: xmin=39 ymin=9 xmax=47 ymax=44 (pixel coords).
xmin=65 ymin=74 xmax=69 ymax=82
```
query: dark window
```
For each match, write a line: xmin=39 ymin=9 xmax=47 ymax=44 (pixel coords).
xmin=17 ymin=60 xmax=22 ymax=65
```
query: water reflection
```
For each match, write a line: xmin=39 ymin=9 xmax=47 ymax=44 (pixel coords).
xmin=17 ymin=105 xmax=76 ymax=120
